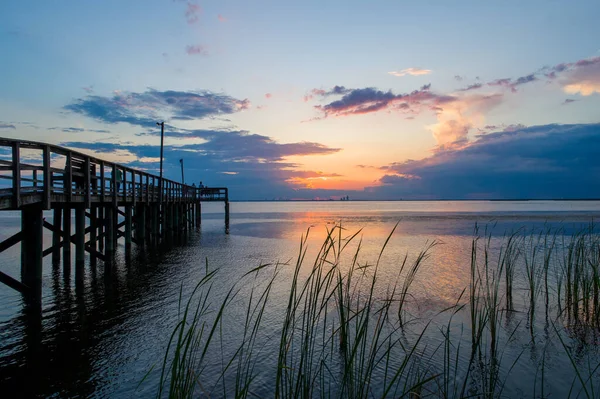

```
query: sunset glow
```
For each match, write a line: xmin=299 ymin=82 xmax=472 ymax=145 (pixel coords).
xmin=1 ymin=0 xmax=599 ymax=199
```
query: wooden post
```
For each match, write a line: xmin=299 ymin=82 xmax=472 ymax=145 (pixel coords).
xmin=125 ymin=205 xmax=132 ymax=249
xmin=113 ymin=206 xmax=119 ymax=249
xmin=98 ymin=206 xmax=104 ymax=252
xmin=225 ymin=200 xmax=230 ymax=234
xmin=100 ymin=161 xmax=105 ymax=203
xmin=63 ymin=207 xmax=71 ymax=273
xmin=75 ymin=206 xmax=85 ymax=271
xmin=12 ymin=142 xmax=21 ymax=208
xmin=174 ymin=204 xmax=179 ymax=234
xmin=90 ymin=205 xmax=97 ymax=265
xmin=66 ymin=153 xmax=73 ymax=202
xmin=190 ymin=203 xmax=195 ymax=229
xmin=152 ymin=204 xmax=157 ymax=242
xmin=105 ymin=206 xmax=114 ymax=257
xmin=84 ymin=157 xmax=91 ymax=208
xmin=42 ymin=145 xmax=51 ymax=210
xmin=52 ymin=207 xmax=62 ymax=265
xmin=136 ymin=204 xmax=146 ymax=242
xmin=196 ymin=202 xmax=201 ymax=226
xmin=21 ymin=205 xmax=43 ymax=299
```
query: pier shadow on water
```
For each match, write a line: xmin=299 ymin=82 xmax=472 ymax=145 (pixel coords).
xmin=0 ymin=232 xmax=203 ymax=398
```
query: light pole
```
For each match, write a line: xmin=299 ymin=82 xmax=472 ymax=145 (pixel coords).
xmin=157 ymin=121 xmax=164 ymax=202
xmin=180 ymin=158 xmax=185 ymax=184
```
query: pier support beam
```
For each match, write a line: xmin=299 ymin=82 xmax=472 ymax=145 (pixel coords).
xmin=125 ymin=205 xmax=132 ymax=249
xmin=173 ymin=205 xmax=179 ymax=234
xmin=136 ymin=204 xmax=146 ymax=242
xmin=52 ymin=207 xmax=62 ymax=265
xmin=165 ymin=204 xmax=175 ymax=234
xmin=62 ymin=207 xmax=71 ymax=273
xmin=195 ymin=202 xmax=201 ymax=227
xmin=225 ymin=201 xmax=230 ymax=234
xmin=105 ymin=206 xmax=114 ymax=257
xmin=75 ymin=206 xmax=85 ymax=272
xmin=21 ymin=205 xmax=43 ymax=299
xmin=89 ymin=206 xmax=97 ymax=266
xmin=98 ymin=207 xmax=104 ymax=252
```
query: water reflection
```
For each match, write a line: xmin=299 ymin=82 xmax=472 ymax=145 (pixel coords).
xmin=0 ymin=234 xmax=202 ymax=398
xmin=0 ymin=201 xmax=599 ymax=398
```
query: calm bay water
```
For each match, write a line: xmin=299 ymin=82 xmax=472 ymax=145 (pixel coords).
xmin=1 ymin=200 xmax=600 ymax=398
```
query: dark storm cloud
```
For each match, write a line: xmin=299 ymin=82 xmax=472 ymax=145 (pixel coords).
xmin=369 ymin=123 xmax=600 ymax=200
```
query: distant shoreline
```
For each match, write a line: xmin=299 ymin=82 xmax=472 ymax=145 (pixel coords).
xmin=229 ymin=198 xmax=600 ymax=202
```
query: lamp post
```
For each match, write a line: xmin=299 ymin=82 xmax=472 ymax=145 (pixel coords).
xmin=180 ymin=158 xmax=185 ymax=184
xmin=157 ymin=121 xmax=164 ymax=203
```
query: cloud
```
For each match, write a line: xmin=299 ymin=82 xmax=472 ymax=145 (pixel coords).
xmin=388 ymin=68 xmax=432 ymax=77
xmin=486 ymin=74 xmax=537 ymax=92
xmin=429 ymin=93 xmax=503 ymax=146
xmin=370 ymin=123 xmax=600 ymax=199
xmin=454 ymin=75 xmax=464 ymax=82
xmin=136 ymin=128 xmax=341 ymax=162
xmin=64 ymin=89 xmax=250 ymax=127
xmin=312 ymin=85 xmax=501 ymax=147
xmin=60 ymin=127 xmax=342 ymax=200
xmin=0 ymin=123 xmax=16 ymax=129
xmin=185 ymin=2 xmax=201 ymax=24
xmin=48 ymin=126 xmax=111 ymax=133
xmin=314 ymin=86 xmax=454 ymax=118
xmin=303 ymin=86 xmax=351 ymax=102
xmin=186 ymin=45 xmax=208 ymax=56
xmin=82 ymin=86 xmax=94 ymax=93
xmin=265 ymin=93 xmax=272 ymax=99
xmin=217 ymin=14 xmax=226 ymax=22
xmin=458 ymin=83 xmax=483 ymax=91
xmin=561 ymin=57 xmax=600 ymax=96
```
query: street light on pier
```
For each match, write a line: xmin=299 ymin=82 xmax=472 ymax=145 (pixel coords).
xmin=157 ymin=121 xmax=164 ymax=203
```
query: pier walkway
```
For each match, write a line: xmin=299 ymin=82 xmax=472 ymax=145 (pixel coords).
xmin=0 ymin=137 xmax=229 ymax=299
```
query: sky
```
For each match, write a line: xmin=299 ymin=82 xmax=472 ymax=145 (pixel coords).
xmin=1 ymin=0 xmax=599 ymax=200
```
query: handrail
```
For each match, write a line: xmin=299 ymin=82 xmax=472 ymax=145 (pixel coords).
xmin=0 ymin=137 xmax=227 ymax=210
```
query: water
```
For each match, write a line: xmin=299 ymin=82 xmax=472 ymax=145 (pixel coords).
xmin=0 ymin=200 xmax=599 ymax=398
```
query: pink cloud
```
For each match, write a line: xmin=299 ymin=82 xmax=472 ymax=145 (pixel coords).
xmin=186 ymin=45 xmax=208 ymax=56
xmin=218 ymin=14 xmax=226 ymax=22
xmin=265 ymin=93 xmax=272 ymax=99
xmin=388 ymin=67 xmax=432 ymax=77
xmin=185 ymin=2 xmax=201 ymax=24
xmin=561 ymin=57 xmax=600 ymax=96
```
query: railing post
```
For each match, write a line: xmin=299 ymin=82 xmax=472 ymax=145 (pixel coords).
xmin=43 ymin=145 xmax=51 ymax=209
xmin=132 ymin=170 xmax=137 ymax=206
xmin=100 ymin=161 xmax=105 ymax=203
xmin=122 ymin=167 xmax=126 ymax=199
xmin=84 ymin=156 xmax=91 ymax=209
xmin=112 ymin=164 xmax=117 ymax=207
xmin=66 ymin=152 xmax=73 ymax=202
xmin=12 ymin=142 xmax=21 ymax=208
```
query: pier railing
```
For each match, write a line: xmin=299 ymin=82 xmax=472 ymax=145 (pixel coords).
xmin=0 ymin=137 xmax=227 ymax=210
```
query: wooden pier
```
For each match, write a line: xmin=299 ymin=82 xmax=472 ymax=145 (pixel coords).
xmin=0 ymin=137 xmax=229 ymax=299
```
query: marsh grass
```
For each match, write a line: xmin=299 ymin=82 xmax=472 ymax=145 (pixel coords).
xmin=151 ymin=223 xmax=600 ymax=398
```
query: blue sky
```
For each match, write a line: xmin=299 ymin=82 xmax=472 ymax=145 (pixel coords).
xmin=1 ymin=0 xmax=599 ymax=199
